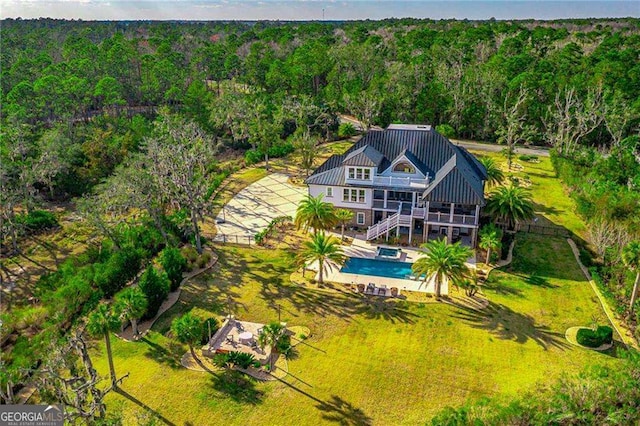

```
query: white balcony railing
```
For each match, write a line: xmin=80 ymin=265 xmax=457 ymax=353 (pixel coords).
xmin=373 ymin=176 xmax=430 ymax=188
xmin=426 ymin=212 xmax=477 ymax=225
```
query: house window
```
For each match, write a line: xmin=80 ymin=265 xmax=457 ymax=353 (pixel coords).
xmin=326 ymin=187 xmax=333 ymax=197
xmin=356 ymin=212 xmax=365 ymax=225
xmin=343 ymin=188 xmax=366 ymax=203
xmin=347 ymin=167 xmax=371 ymax=180
xmin=393 ymin=162 xmax=416 ymax=174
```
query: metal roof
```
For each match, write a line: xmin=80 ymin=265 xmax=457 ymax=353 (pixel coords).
xmin=306 ymin=126 xmax=486 ymax=205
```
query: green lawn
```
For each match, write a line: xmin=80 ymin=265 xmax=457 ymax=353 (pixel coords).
xmin=468 ymin=150 xmax=587 ymax=239
xmin=93 ymin=234 xmax=621 ymax=425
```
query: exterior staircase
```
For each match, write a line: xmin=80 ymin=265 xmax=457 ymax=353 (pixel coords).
xmin=366 ymin=212 xmax=412 ymax=240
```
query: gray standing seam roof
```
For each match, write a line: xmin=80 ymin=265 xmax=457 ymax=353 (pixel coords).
xmin=306 ymin=127 xmax=486 ymax=205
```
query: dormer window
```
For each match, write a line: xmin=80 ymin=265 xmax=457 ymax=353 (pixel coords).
xmin=347 ymin=167 xmax=371 ymax=180
xmin=393 ymin=162 xmax=415 ymax=174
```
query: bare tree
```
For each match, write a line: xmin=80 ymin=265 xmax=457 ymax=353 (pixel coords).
xmin=587 ymin=218 xmax=618 ymax=261
xmin=37 ymin=329 xmax=114 ymax=422
xmin=544 ymin=86 xmax=604 ymax=155
xmin=496 ymin=85 xmax=532 ymax=170
xmin=344 ymin=86 xmax=382 ymax=130
xmin=603 ymin=92 xmax=637 ymax=149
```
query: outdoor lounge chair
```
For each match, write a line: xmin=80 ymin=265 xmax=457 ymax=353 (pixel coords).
xmin=367 ymin=283 xmax=375 ymax=293
xmin=378 ymin=285 xmax=386 ymax=296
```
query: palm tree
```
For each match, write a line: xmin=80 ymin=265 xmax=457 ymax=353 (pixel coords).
xmin=300 ymin=231 xmax=345 ymax=284
xmin=257 ymin=322 xmax=289 ymax=370
xmin=478 ymin=224 xmax=501 ymax=266
xmin=87 ymin=303 xmax=120 ymax=388
xmin=412 ymin=239 xmax=471 ymax=299
xmin=479 ymin=157 xmax=505 ymax=188
xmin=484 ymin=184 xmax=535 ymax=231
xmin=622 ymin=241 xmax=640 ymax=314
xmin=334 ymin=209 xmax=354 ymax=241
xmin=294 ymin=194 xmax=337 ymax=233
xmin=114 ymin=288 xmax=148 ymax=338
xmin=171 ymin=312 xmax=204 ymax=364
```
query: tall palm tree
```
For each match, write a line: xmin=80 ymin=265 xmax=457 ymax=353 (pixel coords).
xmin=87 ymin=303 xmax=120 ymax=388
xmin=334 ymin=209 xmax=354 ymax=241
xmin=412 ymin=239 xmax=471 ymax=299
xmin=300 ymin=231 xmax=345 ymax=284
xmin=622 ymin=241 xmax=640 ymax=313
xmin=171 ymin=312 xmax=204 ymax=364
xmin=294 ymin=194 xmax=337 ymax=233
xmin=485 ymin=184 xmax=535 ymax=231
xmin=478 ymin=224 xmax=501 ymax=266
xmin=114 ymin=287 xmax=148 ymax=338
xmin=479 ymin=157 xmax=505 ymax=189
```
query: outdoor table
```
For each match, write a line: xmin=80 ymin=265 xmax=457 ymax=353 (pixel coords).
xmin=238 ymin=331 xmax=253 ymax=345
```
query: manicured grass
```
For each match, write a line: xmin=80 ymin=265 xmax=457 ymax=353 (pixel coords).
xmin=93 ymin=234 xmax=620 ymax=425
xmin=469 ymin=150 xmax=587 ymax=239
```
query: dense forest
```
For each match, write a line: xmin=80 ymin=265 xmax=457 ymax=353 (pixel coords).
xmin=1 ymin=17 xmax=640 ymax=421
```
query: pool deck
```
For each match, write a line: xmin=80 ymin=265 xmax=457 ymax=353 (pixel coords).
xmin=307 ymin=234 xmax=476 ymax=296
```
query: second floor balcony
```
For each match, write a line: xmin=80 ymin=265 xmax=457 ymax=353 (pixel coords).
xmin=345 ymin=175 xmax=430 ymax=189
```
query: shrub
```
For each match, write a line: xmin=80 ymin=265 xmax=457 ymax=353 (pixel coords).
xmin=435 ymin=124 xmax=456 ymax=138
xmin=228 ymin=351 xmax=256 ymax=369
xmin=160 ymin=247 xmax=187 ymax=291
xmin=93 ymin=247 xmax=142 ymax=297
xmin=337 ymin=122 xmax=356 ymax=138
xmin=197 ymin=252 xmax=211 ymax=269
xmin=576 ymin=326 xmax=613 ymax=348
xmin=201 ymin=317 xmax=220 ymax=344
xmin=138 ymin=266 xmax=170 ymax=320
xmin=17 ymin=210 xmax=58 ymax=232
xmin=268 ymin=141 xmax=295 ymax=158
xmin=519 ymin=154 xmax=539 ymax=162
xmin=244 ymin=149 xmax=263 ymax=165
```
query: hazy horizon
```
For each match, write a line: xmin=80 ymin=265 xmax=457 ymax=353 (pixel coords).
xmin=2 ymin=1 xmax=639 ymax=22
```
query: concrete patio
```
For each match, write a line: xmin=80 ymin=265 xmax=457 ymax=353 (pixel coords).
xmin=213 ymin=173 xmax=306 ymax=243
xmin=202 ymin=317 xmax=270 ymax=364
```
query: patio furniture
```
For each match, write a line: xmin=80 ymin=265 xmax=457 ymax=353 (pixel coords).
xmin=225 ymin=335 xmax=234 ymax=344
xmin=378 ymin=285 xmax=387 ymax=296
xmin=357 ymin=283 xmax=365 ymax=293
xmin=239 ymin=331 xmax=253 ymax=345
xmin=366 ymin=283 xmax=375 ymax=294
xmin=390 ymin=287 xmax=398 ymax=297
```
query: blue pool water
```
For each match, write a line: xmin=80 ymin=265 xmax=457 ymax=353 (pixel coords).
xmin=377 ymin=247 xmax=400 ymax=257
xmin=340 ymin=257 xmax=414 ymax=279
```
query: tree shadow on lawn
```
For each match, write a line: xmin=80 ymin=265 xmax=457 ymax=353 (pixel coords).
xmin=482 ymin=278 xmax=525 ymax=298
xmin=274 ymin=376 xmax=373 ymax=426
xmin=140 ymin=337 xmax=184 ymax=369
xmin=452 ymin=301 xmax=570 ymax=351
xmin=210 ymin=370 xmax=264 ymax=405
xmin=114 ymin=387 xmax=177 ymax=426
xmin=316 ymin=395 xmax=374 ymax=426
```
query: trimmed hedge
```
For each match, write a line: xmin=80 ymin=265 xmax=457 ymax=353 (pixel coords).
xmin=576 ymin=326 xmax=613 ymax=348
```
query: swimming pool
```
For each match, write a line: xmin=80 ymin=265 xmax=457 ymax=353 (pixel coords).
xmin=340 ymin=257 xmax=415 ymax=279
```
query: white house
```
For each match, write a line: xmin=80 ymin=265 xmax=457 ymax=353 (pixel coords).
xmin=305 ymin=124 xmax=488 ymax=246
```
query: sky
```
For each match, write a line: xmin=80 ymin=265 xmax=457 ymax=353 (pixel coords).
xmin=1 ymin=0 xmax=639 ymax=21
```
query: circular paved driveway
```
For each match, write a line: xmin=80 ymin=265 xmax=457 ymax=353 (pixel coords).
xmin=213 ymin=173 xmax=306 ymax=243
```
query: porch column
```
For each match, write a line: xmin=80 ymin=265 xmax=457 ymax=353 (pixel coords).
xmin=475 ymin=204 xmax=480 ymax=225
xmin=409 ymin=219 xmax=413 ymax=244
xmin=425 ymin=201 xmax=430 ymax=220
xmin=384 ymin=190 xmax=388 ymax=209
xmin=449 ymin=203 xmax=455 ymax=222
xmin=424 ymin=223 xmax=429 ymax=243
xmin=471 ymin=227 xmax=478 ymax=248
xmin=447 ymin=226 xmax=453 ymax=244
xmin=412 ymin=192 xmax=417 ymax=208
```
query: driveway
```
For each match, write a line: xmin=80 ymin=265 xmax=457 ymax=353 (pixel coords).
xmin=451 ymin=139 xmax=550 ymax=157
xmin=213 ymin=173 xmax=306 ymax=243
